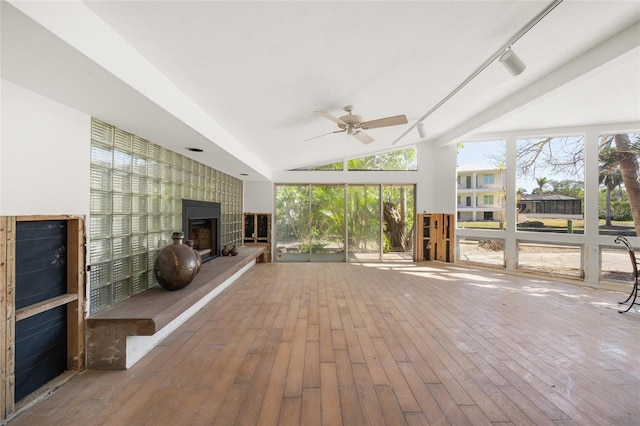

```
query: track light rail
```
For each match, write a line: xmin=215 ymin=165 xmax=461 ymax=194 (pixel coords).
xmin=392 ymin=0 xmax=564 ymax=145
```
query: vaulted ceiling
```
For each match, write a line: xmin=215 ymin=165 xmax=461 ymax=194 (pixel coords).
xmin=2 ymin=1 xmax=639 ymax=181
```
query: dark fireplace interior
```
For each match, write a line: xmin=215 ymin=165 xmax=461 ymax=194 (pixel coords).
xmin=188 ymin=218 xmax=217 ymax=252
xmin=182 ymin=200 xmax=221 ymax=262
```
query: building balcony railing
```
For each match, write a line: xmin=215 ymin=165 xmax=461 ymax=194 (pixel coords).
xmin=457 ymin=205 xmax=504 ymax=209
xmin=457 ymin=185 xmax=503 ymax=190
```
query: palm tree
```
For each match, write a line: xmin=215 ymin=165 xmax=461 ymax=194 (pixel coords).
xmin=614 ymin=134 xmax=640 ymax=235
xmin=533 ymin=177 xmax=549 ymax=194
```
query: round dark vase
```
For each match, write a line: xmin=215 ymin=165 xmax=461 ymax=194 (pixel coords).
xmin=230 ymin=245 xmax=239 ymax=256
xmin=222 ymin=245 xmax=230 ymax=256
xmin=154 ymin=232 xmax=199 ymax=291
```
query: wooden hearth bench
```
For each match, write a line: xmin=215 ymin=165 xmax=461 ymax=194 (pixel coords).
xmin=86 ymin=246 xmax=264 ymax=370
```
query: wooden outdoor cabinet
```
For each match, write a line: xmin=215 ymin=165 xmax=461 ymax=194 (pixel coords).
xmin=414 ymin=213 xmax=454 ymax=262
xmin=243 ymin=213 xmax=272 ymax=262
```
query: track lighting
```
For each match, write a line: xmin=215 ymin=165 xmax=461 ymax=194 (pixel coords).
xmin=499 ymin=48 xmax=526 ymax=76
xmin=416 ymin=122 xmax=426 ymax=138
xmin=392 ymin=0 xmax=562 ymax=145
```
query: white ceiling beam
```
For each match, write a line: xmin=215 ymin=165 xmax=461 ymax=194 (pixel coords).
xmin=464 ymin=121 xmax=640 ymax=142
xmin=433 ymin=19 xmax=640 ymax=148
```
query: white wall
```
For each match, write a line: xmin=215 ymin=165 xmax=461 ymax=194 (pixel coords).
xmin=243 ymin=181 xmax=274 ymax=213
xmin=272 ymin=169 xmax=420 ymax=185
xmin=1 ymin=80 xmax=90 ymax=216
xmin=415 ymin=142 xmax=457 ymax=214
xmin=432 ymin=143 xmax=457 ymax=215
xmin=257 ymin=141 xmax=458 ymax=216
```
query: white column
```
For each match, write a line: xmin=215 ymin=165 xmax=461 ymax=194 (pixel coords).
xmin=583 ymin=129 xmax=601 ymax=286
xmin=504 ymin=135 xmax=518 ymax=270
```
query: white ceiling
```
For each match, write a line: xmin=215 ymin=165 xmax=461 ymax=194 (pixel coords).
xmin=2 ymin=1 xmax=639 ymax=181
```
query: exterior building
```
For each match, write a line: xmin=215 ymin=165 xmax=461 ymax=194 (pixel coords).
xmin=456 ymin=165 xmax=506 ymax=222
xmin=518 ymin=193 xmax=583 ymax=219
xmin=456 ymin=167 xmax=584 ymax=222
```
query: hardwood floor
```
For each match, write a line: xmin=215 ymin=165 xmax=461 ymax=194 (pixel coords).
xmin=9 ymin=262 xmax=640 ymax=425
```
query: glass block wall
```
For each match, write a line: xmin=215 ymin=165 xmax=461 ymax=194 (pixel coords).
xmin=89 ymin=119 xmax=243 ymax=313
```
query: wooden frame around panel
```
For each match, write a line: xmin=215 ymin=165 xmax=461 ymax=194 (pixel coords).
xmin=1 ymin=216 xmax=86 ymax=422
xmin=1 ymin=217 xmax=16 ymax=421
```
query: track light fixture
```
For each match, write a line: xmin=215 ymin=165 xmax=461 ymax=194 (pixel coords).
xmin=499 ymin=47 xmax=526 ymax=76
xmin=416 ymin=122 xmax=426 ymax=138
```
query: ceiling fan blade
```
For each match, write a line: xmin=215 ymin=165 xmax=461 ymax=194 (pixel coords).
xmin=315 ymin=111 xmax=346 ymax=125
xmin=361 ymin=114 xmax=408 ymax=130
xmin=305 ymin=129 xmax=346 ymax=141
xmin=353 ymin=130 xmax=374 ymax=145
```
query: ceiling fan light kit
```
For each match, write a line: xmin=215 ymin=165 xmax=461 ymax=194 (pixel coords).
xmin=310 ymin=105 xmax=408 ymax=144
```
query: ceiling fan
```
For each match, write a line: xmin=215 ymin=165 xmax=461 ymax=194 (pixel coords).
xmin=307 ymin=105 xmax=408 ymax=144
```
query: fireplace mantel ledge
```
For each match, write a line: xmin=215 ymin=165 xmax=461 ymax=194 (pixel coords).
xmin=86 ymin=247 xmax=264 ymax=370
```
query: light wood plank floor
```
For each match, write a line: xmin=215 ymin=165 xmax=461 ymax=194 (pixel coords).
xmin=9 ymin=262 xmax=640 ymax=425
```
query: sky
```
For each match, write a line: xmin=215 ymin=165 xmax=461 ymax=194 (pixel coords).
xmin=456 ymin=139 xmax=573 ymax=193
xmin=456 ymin=140 xmax=503 ymax=169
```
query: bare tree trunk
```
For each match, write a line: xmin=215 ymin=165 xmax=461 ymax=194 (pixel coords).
xmin=383 ymin=202 xmax=406 ymax=250
xmin=615 ymin=134 xmax=640 ymax=235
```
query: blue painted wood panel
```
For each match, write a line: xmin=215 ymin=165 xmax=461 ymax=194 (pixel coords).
xmin=15 ymin=220 xmax=67 ymax=309
xmin=15 ymin=307 xmax=67 ymax=401
xmin=15 ymin=220 xmax=68 ymax=402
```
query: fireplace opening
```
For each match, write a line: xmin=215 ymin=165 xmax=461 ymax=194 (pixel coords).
xmin=188 ymin=218 xmax=217 ymax=255
xmin=182 ymin=200 xmax=221 ymax=263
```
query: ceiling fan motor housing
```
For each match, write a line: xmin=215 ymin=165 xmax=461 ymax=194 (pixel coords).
xmin=338 ymin=110 xmax=363 ymax=133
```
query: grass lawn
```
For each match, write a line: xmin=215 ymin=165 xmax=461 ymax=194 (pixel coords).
xmin=457 ymin=218 xmax=635 ymax=231
xmin=457 ymin=221 xmax=504 ymax=229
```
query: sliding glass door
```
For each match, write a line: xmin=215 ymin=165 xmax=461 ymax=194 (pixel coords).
xmin=382 ymin=185 xmax=415 ymax=261
xmin=347 ymin=185 xmax=381 ymax=261
xmin=310 ymin=185 xmax=345 ymax=261
xmin=275 ymin=184 xmax=414 ymax=262
xmin=275 ymin=185 xmax=310 ymax=261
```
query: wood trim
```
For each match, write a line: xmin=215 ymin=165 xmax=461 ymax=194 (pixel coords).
xmin=66 ymin=218 xmax=85 ymax=371
xmin=1 ymin=217 xmax=16 ymax=421
xmin=0 ymin=218 xmax=4 ymax=421
xmin=15 ymin=294 xmax=79 ymax=322
xmin=15 ymin=215 xmax=84 ymax=222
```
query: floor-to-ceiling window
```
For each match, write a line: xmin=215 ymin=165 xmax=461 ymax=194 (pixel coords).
xmin=275 ymin=184 xmax=415 ymax=262
xmin=275 ymin=185 xmax=311 ymax=262
xmin=514 ymin=135 xmax=585 ymax=278
xmin=310 ymin=185 xmax=345 ymax=261
xmin=598 ymin=133 xmax=639 ymax=237
xmin=382 ymin=185 xmax=415 ymax=261
xmin=457 ymin=140 xmax=507 ymax=267
xmin=455 ymin=129 xmax=640 ymax=287
xmin=347 ymin=185 xmax=381 ymax=261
